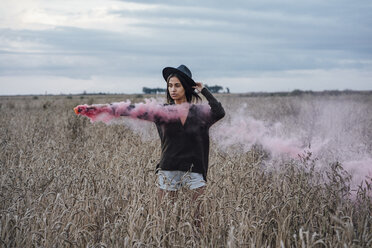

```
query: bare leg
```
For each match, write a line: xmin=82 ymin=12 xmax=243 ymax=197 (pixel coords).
xmin=192 ymin=186 xmax=205 ymax=201
xmin=191 ymin=186 xmax=205 ymax=228
xmin=157 ymin=188 xmax=177 ymax=204
xmin=157 ymin=188 xmax=166 ymax=203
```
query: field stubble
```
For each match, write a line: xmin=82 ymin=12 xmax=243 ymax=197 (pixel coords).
xmin=0 ymin=94 xmax=371 ymax=247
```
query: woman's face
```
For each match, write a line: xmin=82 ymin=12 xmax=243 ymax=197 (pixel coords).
xmin=168 ymin=76 xmax=186 ymax=102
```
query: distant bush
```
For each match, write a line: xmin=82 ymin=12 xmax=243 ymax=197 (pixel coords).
xmin=204 ymin=84 xmax=223 ymax=93
xmin=290 ymin=89 xmax=303 ymax=96
xmin=143 ymin=87 xmax=166 ymax=94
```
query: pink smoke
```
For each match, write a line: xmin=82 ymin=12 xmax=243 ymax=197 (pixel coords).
xmin=342 ymin=158 xmax=372 ymax=191
xmin=210 ymin=106 xmax=306 ymax=158
xmin=210 ymin=103 xmax=372 ymax=194
xmin=75 ymin=99 xmax=210 ymax=124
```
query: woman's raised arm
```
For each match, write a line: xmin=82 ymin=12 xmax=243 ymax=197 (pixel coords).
xmin=200 ymin=87 xmax=225 ymax=126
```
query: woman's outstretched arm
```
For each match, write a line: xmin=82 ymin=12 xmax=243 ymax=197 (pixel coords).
xmin=74 ymin=100 xmax=184 ymax=123
xmin=74 ymin=100 xmax=162 ymax=123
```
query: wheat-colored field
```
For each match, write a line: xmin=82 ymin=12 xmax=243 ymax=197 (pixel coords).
xmin=0 ymin=93 xmax=371 ymax=247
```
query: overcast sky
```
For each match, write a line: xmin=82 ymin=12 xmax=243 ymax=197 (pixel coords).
xmin=1 ymin=0 xmax=371 ymax=95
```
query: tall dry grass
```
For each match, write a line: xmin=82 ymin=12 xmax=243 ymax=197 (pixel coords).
xmin=0 ymin=94 xmax=371 ymax=247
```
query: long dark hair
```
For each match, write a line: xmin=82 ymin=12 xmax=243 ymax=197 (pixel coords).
xmin=166 ymin=73 xmax=202 ymax=104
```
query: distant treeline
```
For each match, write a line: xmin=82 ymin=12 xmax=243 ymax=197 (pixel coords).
xmin=24 ymin=89 xmax=370 ymax=97
xmin=142 ymin=84 xmax=229 ymax=94
xmin=142 ymin=87 xmax=166 ymax=94
xmin=237 ymin=89 xmax=372 ymax=97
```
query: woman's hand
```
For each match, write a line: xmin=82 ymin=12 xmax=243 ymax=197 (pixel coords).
xmin=193 ymin=82 xmax=204 ymax=93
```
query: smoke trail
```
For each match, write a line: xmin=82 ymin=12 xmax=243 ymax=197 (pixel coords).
xmin=79 ymin=98 xmax=210 ymax=124
xmin=77 ymin=98 xmax=211 ymax=141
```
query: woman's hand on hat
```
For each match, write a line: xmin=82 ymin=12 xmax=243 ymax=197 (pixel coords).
xmin=193 ymin=82 xmax=204 ymax=93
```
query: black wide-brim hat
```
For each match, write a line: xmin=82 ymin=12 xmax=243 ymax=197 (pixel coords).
xmin=162 ymin=64 xmax=196 ymax=88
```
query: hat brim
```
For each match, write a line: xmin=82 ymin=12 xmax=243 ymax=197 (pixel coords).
xmin=162 ymin=67 xmax=196 ymax=87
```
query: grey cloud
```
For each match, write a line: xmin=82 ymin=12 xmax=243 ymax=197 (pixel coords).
xmin=0 ymin=27 xmax=170 ymax=78
xmin=0 ymin=26 xmax=370 ymax=80
xmin=111 ymin=2 xmax=372 ymax=54
xmin=119 ymin=0 xmax=372 ymax=20
xmin=1 ymin=0 xmax=371 ymax=81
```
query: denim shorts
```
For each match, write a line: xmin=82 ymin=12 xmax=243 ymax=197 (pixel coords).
xmin=157 ymin=170 xmax=206 ymax=191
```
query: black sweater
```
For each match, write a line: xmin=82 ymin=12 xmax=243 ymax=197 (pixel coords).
xmin=121 ymin=88 xmax=225 ymax=181
xmin=155 ymin=88 xmax=225 ymax=180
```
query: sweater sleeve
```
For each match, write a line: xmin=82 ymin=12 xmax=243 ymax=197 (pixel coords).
xmin=201 ymin=87 xmax=225 ymax=126
xmin=115 ymin=103 xmax=169 ymax=123
xmin=75 ymin=101 xmax=165 ymax=123
xmin=107 ymin=103 xmax=157 ymax=122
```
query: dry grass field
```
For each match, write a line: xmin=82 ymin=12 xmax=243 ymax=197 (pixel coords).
xmin=0 ymin=93 xmax=371 ymax=247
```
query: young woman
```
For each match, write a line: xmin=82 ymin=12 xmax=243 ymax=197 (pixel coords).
xmin=74 ymin=64 xmax=225 ymax=203
xmin=156 ymin=65 xmax=225 ymax=202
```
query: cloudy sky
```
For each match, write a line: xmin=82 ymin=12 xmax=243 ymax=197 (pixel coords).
xmin=1 ymin=0 xmax=371 ymax=95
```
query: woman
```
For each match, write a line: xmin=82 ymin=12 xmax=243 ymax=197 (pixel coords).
xmin=156 ymin=65 xmax=225 ymax=203
xmin=74 ymin=64 xmax=225 ymax=204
